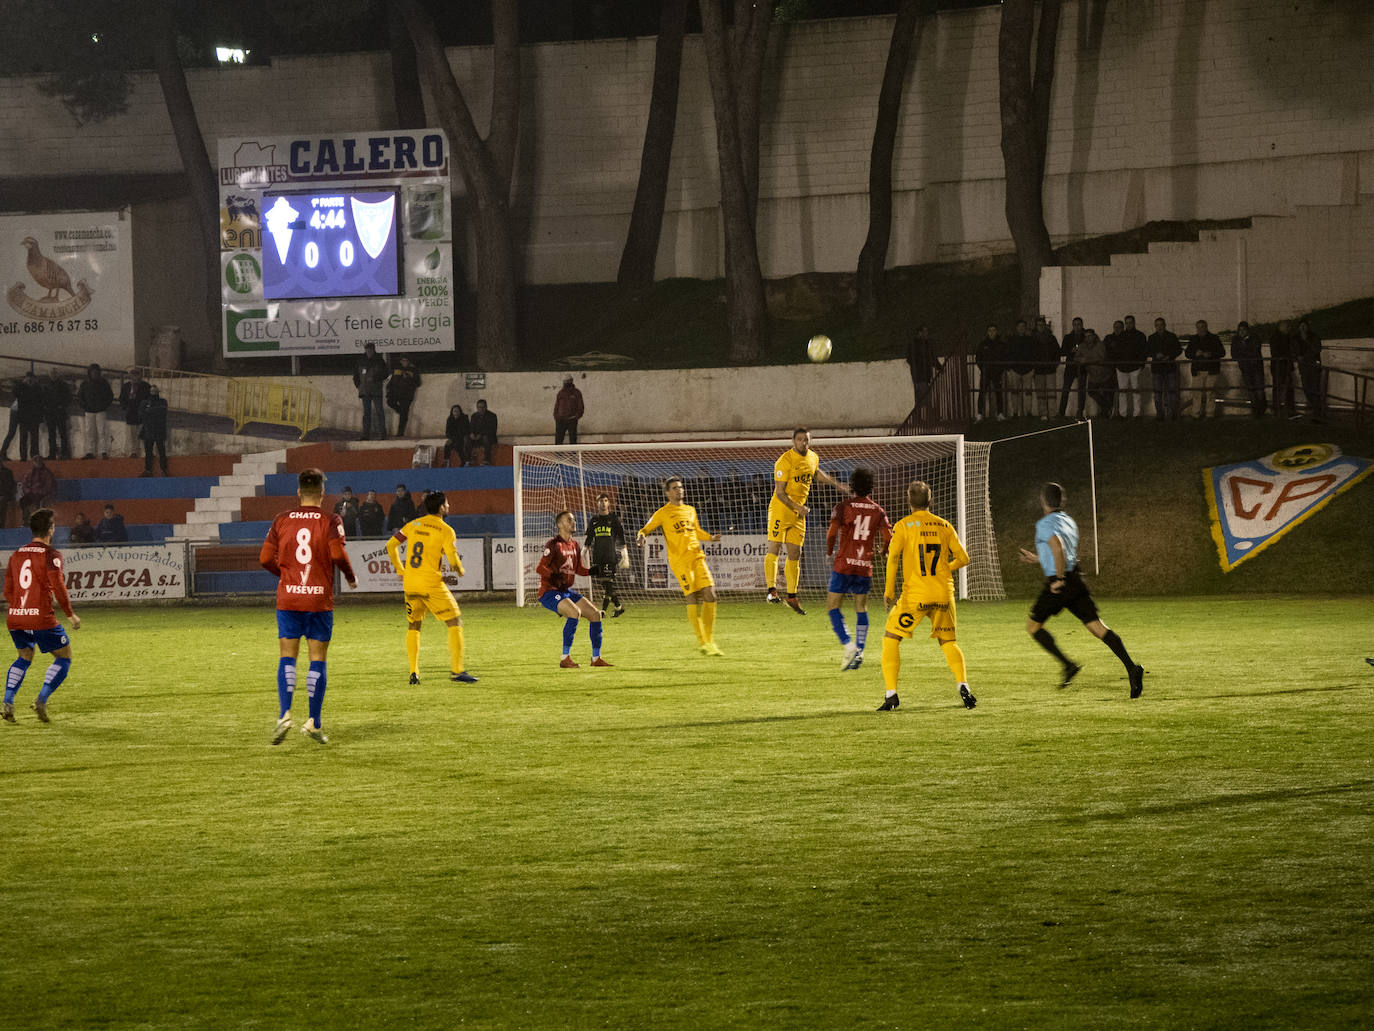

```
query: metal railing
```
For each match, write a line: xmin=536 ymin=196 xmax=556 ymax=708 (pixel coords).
xmin=224 ymin=377 xmax=323 ymax=439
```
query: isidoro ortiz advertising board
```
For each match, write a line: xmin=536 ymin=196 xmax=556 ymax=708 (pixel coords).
xmin=218 ymin=130 xmax=455 ymax=358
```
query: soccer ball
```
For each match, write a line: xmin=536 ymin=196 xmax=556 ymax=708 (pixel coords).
xmin=807 ymin=334 xmax=832 ymax=363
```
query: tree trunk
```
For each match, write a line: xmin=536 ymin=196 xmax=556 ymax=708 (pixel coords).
xmin=700 ymin=0 xmax=769 ymax=364
xmin=998 ymin=0 xmax=1060 ymax=321
xmin=147 ymin=0 xmax=222 ymax=368
xmin=388 ymin=3 xmax=427 ymax=129
xmin=616 ymin=0 xmax=690 ymax=293
xmin=857 ymin=0 xmax=925 ymax=324
xmin=397 ymin=0 xmax=519 ymax=371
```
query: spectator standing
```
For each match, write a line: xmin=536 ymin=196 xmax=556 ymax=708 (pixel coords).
xmin=1269 ymin=320 xmax=1297 ymax=417
xmin=77 ymin=363 xmax=114 ymax=459
xmin=68 ymin=512 xmax=95 ymax=545
xmin=554 ymin=376 xmax=585 ymax=445
xmin=1058 ymin=317 xmax=1087 ymax=419
xmin=1031 ymin=317 xmax=1059 ymax=420
xmin=333 ymin=486 xmax=360 ymax=537
xmin=1185 ymin=320 xmax=1225 ymax=418
xmin=1295 ymin=319 xmax=1325 ymax=421
xmin=1006 ymin=319 xmax=1035 ymax=417
xmin=468 ymin=399 xmax=498 ymax=466
xmin=358 ymin=490 xmax=386 ymax=538
xmin=353 ymin=343 xmax=390 ymax=440
xmin=19 ymin=456 xmax=57 ymax=520
xmin=906 ymin=326 xmax=939 ymax=408
xmin=443 ymin=405 xmax=470 ymax=467
xmin=974 ymin=325 xmax=1007 ymax=422
xmin=42 ymin=369 xmax=73 ymax=460
xmin=118 ymin=369 xmax=150 ymax=458
xmin=1232 ymin=321 xmax=1267 ymax=418
xmin=0 ymin=460 xmax=12 ymax=528
xmin=1147 ymin=317 xmax=1183 ymax=420
xmin=1115 ymin=316 xmax=1149 ymax=418
xmin=15 ymin=371 xmax=45 ymax=461
xmin=94 ymin=503 xmax=128 ymax=543
xmin=1080 ymin=329 xmax=1115 ymax=419
xmin=1 ymin=384 xmax=19 ymax=461
xmin=386 ymin=355 xmax=422 ymax=436
xmin=138 ymin=385 xmax=170 ymax=477
xmin=386 ymin=483 xmax=418 ymax=533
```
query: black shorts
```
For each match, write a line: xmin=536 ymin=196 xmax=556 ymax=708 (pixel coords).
xmin=1029 ymin=571 xmax=1099 ymax=625
xmin=590 ymin=562 xmax=619 ymax=580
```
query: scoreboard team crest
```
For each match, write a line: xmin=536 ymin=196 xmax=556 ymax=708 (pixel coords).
xmin=218 ymin=130 xmax=455 ymax=358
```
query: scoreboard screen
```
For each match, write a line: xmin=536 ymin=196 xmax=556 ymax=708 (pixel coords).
xmin=261 ymin=189 xmax=400 ymax=300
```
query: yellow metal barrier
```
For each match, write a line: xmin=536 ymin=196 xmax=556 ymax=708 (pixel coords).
xmin=226 ymin=379 xmax=323 ymax=440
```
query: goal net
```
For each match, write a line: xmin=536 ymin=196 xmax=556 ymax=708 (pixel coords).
xmin=512 ymin=436 xmax=1004 ymax=607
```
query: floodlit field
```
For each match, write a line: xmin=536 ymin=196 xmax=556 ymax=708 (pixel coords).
xmin=2 ymin=597 xmax=1371 ymax=1030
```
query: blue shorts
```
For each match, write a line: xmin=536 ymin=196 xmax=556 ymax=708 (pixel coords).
xmin=828 ymin=572 xmax=873 ymax=596
xmin=276 ymin=610 xmax=334 ymax=642
xmin=539 ymin=589 xmax=583 ymax=613
xmin=10 ymin=626 xmax=69 ymax=653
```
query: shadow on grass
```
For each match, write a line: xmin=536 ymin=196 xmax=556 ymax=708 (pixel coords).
xmin=1053 ymin=778 xmax=1374 ymax=825
xmin=644 ymin=704 xmax=972 ymax=730
xmin=1194 ymin=682 xmax=1369 ymax=700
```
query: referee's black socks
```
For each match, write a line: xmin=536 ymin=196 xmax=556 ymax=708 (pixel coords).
xmin=1032 ymin=628 xmax=1070 ymax=666
xmin=1101 ymin=629 xmax=1134 ymax=669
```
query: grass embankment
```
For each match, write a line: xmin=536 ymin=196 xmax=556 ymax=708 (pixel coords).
xmin=977 ymin=416 xmax=1374 ymax=598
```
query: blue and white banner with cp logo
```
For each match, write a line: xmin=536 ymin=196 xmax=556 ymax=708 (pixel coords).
xmin=1204 ymin=444 xmax=1372 ymax=572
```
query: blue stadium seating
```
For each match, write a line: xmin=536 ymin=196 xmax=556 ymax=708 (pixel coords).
xmin=55 ymin=476 xmax=221 ymax=502
xmin=1 ymin=525 xmax=176 ymax=549
xmin=219 ymin=513 xmax=515 ymax=542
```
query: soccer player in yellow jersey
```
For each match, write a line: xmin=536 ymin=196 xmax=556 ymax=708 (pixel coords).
xmin=637 ymin=475 xmax=724 ymax=656
xmin=385 ymin=490 xmax=478 ymax=684
xmin=878 ymin=480 xmax=976 ymax=712
xmin=764 ymin=427 xmax=848 ymax=614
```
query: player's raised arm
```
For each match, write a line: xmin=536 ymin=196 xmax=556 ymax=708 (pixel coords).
xmin=815 ymin=466 xmax=850 ymax=494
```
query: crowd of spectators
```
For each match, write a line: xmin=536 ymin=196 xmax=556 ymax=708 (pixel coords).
xmin=974 ymin=314 xmax=1327 ymax=422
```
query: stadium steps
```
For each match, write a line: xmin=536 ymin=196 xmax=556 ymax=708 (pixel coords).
xmin=174 ymin=449 xmax=288 ymax=543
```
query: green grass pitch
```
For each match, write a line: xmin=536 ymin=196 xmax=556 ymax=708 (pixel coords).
xmin=2 ymin=596 xmax=1371 ymax=1030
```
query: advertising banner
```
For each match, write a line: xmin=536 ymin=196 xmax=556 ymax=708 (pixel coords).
xmin=641 ymin=534 xmax=770 ymax=591
xmin=1204 ymin=443 xmax=1373 ymax=572
xmin=219 ymin=131 xmax=455 ymax=358
xmin=344 ymin=538 xmax=485 ymax=594
xmin=0 ymin=544 xmax=187 ymax=603
xmin=0 ymin=211 xmax=134 ymax=365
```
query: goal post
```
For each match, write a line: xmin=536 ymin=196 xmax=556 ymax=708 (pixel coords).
xmin=512 ymin=436 xmax=1004 ymax=607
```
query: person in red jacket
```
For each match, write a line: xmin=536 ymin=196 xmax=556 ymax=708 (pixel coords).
xmin=259 ymin=467 xmax=357 ymax=745
xmin=536 ymin=509 xmax=609 ymax=669
xmin=553 ymin=376 xmax=585 ymax=444
xmin=4 ymin=508 xmax=79 ymax=723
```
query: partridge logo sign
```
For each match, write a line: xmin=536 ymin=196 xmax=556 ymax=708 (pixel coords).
xmin=1205 ymin=444 xmax=1372 ymax=572
xmin=8 ymin=232 xmax=98 ymax=319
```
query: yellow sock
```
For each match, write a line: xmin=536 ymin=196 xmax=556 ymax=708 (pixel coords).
xmin=686 ymin=603 xmax=704 ymax=644
xmin=941 ymin=641 xmax=967 ymax=683
xmin=406 ymin=629 xmax=420 ymax=674
xmin=881 ymin=636 xmax=901 ymax=693
xmin=448 ymin=624 xmax=465 ymax=673
xmin=699 ymin=601 xmax=716 ymax=643
xmin=764 ymin=553 xmax=778 ymax=591
xmin=784 ymin=557 xmax=800 ymax=594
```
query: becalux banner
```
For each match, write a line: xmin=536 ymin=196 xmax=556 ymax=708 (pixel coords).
xmin=1 ymin=210 xmax=135 ymax=366
xmin=1205 ymin=444 xmax=1372 ymax=572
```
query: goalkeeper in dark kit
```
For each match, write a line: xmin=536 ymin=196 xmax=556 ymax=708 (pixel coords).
xmin=584 ymin=492 xmax=629 ymax=617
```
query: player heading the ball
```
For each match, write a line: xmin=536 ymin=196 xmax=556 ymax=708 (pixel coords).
xmin=386 ymin=490 xmax=479 ymax=685
xmin=764 ymin=427 xmax=848 ymax=614
xmin=638 ymin=475 xmax=724 ymax=656
xmin=536 ymin=510 xmax=611 ymax=668
xmin=879 ymin=480 xmax=976 ymax=713
xmin=4 ymin=508 xmax=80 ymax=725
xmin=826 ymin=467 xmax=892 ymax=671
xmin=259 ymin=467 xmax=358 ymax=745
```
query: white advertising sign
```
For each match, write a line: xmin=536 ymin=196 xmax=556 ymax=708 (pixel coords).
xmin=344 ymin=538 xmax=484 ymax=594
xmin=0 ymin=544 xmax=187 ymax=603
xmin=641 ymin=534 xmax=769 ymax=591
xmin=219 ymin=131 xmax=455 ymax=358
xmin=0 ymin=210 xmax=135 ymax=366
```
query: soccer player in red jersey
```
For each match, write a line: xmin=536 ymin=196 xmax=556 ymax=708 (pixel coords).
xmin=3 ymin=508 xmax=79 ymax=724
xmin=535 ymin=510 xmax=610 ymax=669
xmin=825 ymin=467 xmax=892 ymax=671
xmin=259 ymin=468 xmax=357 ymax=745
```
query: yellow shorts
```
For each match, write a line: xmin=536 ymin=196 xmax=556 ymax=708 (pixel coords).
xmin=405 ymin=585 xmax=460 ymax=624
xmin=767 ymin=498 xmax=807 ymax=545
xmin=672 ymin=554 xmax=715 ymax=596
xmin=883 ymin=593 xmax=957 ymax=643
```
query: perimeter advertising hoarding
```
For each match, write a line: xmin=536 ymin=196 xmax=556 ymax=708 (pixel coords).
xmin=0 ymin=211 xmax=134 ymax=366
xmin=494 ymin=534 xmax=767 ymax=597
xmin=344 ymin=539 xmax=485 ymax=594
xmin=219 ymin=131 xmax=454 ymax=358
xmin=0 ymin=544 xmax=187 ymax=603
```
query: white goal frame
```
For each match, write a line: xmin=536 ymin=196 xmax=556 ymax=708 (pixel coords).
xmin=513 ymin=435 xmax=1002 ymax=606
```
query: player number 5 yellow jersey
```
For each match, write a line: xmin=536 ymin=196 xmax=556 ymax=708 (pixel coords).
xmin=773 ymin=448 xmax=820 ymax=507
